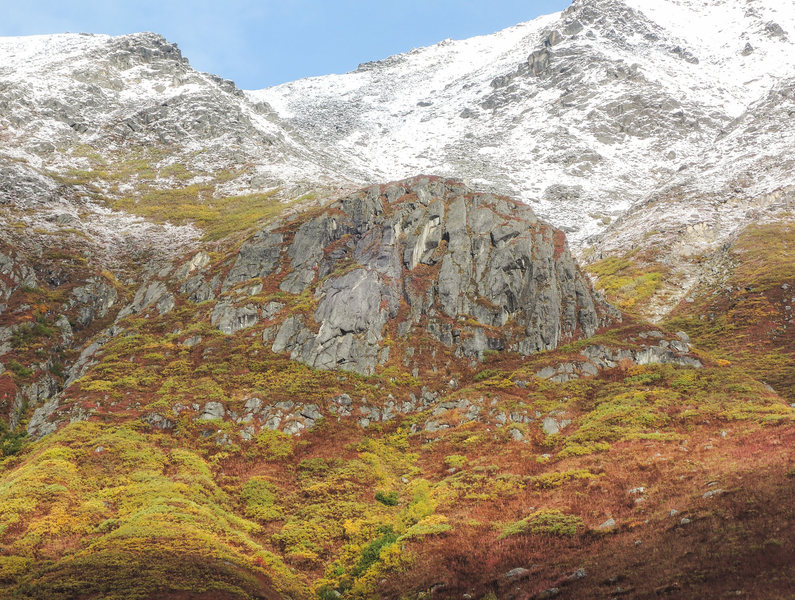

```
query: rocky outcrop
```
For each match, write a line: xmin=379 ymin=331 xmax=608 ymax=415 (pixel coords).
xmin=222 ymin=232 xmax=283 ymax=291
xmin=220 ymin=177 xmax=615 ymax=375
xmin=288 ymin=268 xmax=395 ymax=373
xmin=211 ymin=302 xmax=259 ymax=335
xmin=117 ymin=280 xmax=174 ymax=319
xmin=535 ymin=336 xmax=702 ymax=384
xmin=70 ymin=277 xmax=118 ymax=328
xmin=0 ymin=251 xmax=37 ymax=310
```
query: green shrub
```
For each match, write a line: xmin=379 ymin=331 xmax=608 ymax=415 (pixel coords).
xmin=6 ymin=360 xmax=33 ymax=378
xmin=10 ymin=317 xmax=55 ymax=350
xmin=0 ymin=422 xmax=26 ymax=457
xmin=500 ymin=509 xmax=583 ymax=539
xmin=351 ymin=527 xmax=398 ymax=576
xmin=241 ymin=477 xmax=283 ymax=521
xmin=398 ymin=515 xmax=452 ymax=540
xmin=253 ymin=429 xmax=294 ymax=460
xmin=443 ymin=454 xmax=467 ymax=469
xmin=374 ymin=490 xmax=400 ymax=506
xmin=474 ymin=369 xmax=506 ymax=382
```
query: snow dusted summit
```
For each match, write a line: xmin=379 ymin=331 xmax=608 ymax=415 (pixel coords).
xmin=251 ymin=0 xmax=795 ymax=247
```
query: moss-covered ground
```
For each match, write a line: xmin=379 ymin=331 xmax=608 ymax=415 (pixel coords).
xmin=1 ymin=313 xmax=792 ymax=599
xmin=665 ymin=221 xmax=795 ymax=401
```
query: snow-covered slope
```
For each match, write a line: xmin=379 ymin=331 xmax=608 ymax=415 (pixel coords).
xmin=0 ymin=32 xmax=354 ymax=263
xmin=250 ymin=0 xmax=795 ymax=245
xmin=0 ymin=32 xmax=339 ymax=183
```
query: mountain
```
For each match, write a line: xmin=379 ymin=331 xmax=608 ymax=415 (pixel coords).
xmin=0 ymin=31 xmax=356 ymax=265
xmin=252 ymin=0 xmax=795 ymax=316
xmin=0 ymin=1 xmax=793 ymax=599
xmin=250 ymin=0 xmax=795 ymax=399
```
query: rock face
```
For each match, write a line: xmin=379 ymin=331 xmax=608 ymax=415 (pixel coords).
xmin=70 ymin=277 xmax=118 ymax=327
xmin=231 ymin=177 xmax=615 ymax=375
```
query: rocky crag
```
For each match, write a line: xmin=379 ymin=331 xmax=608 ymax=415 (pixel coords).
xmin=253 ymin=0 xmax=795 ymax=319
xmin=219 ymin=176 xmax=613 ymax=372
xmin=2 ymin=0 xmax=794 ymax=321
xmin=19 ymin=176 xmax=637 ymax=438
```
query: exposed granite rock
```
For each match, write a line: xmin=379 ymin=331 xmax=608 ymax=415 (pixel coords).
xmin=272 ymin=315 xmax=314 ymax=355
xmin=181 ymin=274 xmax=219 ymax=303
xmin=0 ymin=325 xmax=15 ymax=357
xmin=597 ymin=517 xmax=617 ymax=531
xmin=224 ymin=177 xmax=615 ymax=375
xmin=173 ymin=251 xmax=210 ymax=281
xmin=117 ymin=280 xmax=173 ymax=318
xmin=534 ymin=337 xmax=702 ymax=384
xmin=542 ymin=416 xmax=571 ymax=435
xmin=146 ymin=413 xmax=175 ymax=430
xmin=65 ymin=325 xmax=124 ymax=386
xmin=537 ymin=361 xmax=599 ymax=383
xmin=199 ymin=401 xmax=225 ymax=420
xmin=223 ymin=231 xmax=283 ymax=291
xmin=211 ymin=302 xmax=259 ymax=335
xmin=291 ymin=268 xmax=397 ymax=374
xmin=55 ymin=315 xmax=73 ymax=344
xmin=528 ymin=48 xmax=552 ymax=76
xmin=70 ymin=277 xmax=119 ymax=328
xmin=27 ymin=396 xmax=59 ymax=439
xmin=10 ymin=374 xmax=59 ymax=430
xmin=583 ymin=344 xmax=702 ymax=369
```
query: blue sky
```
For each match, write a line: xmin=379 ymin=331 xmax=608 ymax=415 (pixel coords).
xmin=1 ymin=0 xmax=570 ymax=89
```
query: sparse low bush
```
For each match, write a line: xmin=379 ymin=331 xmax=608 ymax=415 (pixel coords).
xmin=241 ymin=476 xmax=283 ymax=521
xmin=6 ymin=360 xmax=33 ymax=378
xmin=375 ymin=490 xmax=400 ymax=506
xmin=500 ymin=509 xmax=584 ymax=539
xmin=399 ymin=514 xmax=452 ymax=540
xmin=443 ymin=454 xmax=467 ymax=469
xmin=352 ymin=526 xmax=398 ymax=576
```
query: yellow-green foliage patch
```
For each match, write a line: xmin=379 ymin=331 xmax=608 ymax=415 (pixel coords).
xmin=557 ymin=364 xmax=793 ymax=457
xmin=665 ymin=221 xmax=795 ymax=400
xmin=434 ymin=468 xmax=525 ymax=503
xmin=732 ymin=221 xmax=795 ymax=291
xmin=443 ymin=454 xmax=467 ymax=469
xmin=588 ymin=254 xmax=668 ymax=312
xmin=241 ymin=476 xmax=283 ymax=522
xmin=499 ymin=509 xmax=584 ymax=539
xmin=0 ymin=421 xmax=305 ymax=599
xmin=446 ymin=359 xmax=793 ymax=461
xmin=271 ymin=434 xmax=419 ymax=567
xmin=251 ymin=429 xmax=294 ymax=461
xmin=398 ymin=514 xmax=452 ymax=541
xmin=115 ymin=188 xmax=292 ymax=242
xmin=56 ymin=144 xmax=314 ymax=242
xmin=74 ymin=320 xmax=380 ymax=416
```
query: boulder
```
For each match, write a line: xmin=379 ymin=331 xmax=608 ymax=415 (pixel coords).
xmin=199 ymin=402 xmax=225 ymax=420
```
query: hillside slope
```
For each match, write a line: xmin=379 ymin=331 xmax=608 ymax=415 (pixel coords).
xmin=252 ymin=0 xmax=795 ymax=327
xmin=0 ymin=1 xmax=793 ymax=598
xmin=1 ymin=175 xmax=793 ymax=599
